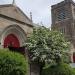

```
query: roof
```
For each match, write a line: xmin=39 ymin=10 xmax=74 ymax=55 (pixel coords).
xmin=0 ymin=4 xmax=33 ymax=27
xmin=51 ymin=0 xmax=74 ymax=9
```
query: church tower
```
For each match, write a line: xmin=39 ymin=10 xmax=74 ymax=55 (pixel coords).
xmin=51 ymin=0 xmax=75 ymax=63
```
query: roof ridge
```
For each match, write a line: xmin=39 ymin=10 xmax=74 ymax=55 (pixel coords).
xmin=0 ymin=4 xmax=13 ymax=8
xmin=16 ymin=7 xmax=32 ymax=22
xmin=0 ymin=4 xmax=32 ymax=25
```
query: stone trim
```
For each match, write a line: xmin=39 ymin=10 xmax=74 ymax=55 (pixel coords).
xmin=0 ymin=14 xmax=33 ymax=27
xmin=1 ymin=25 xmax=26 ymax=47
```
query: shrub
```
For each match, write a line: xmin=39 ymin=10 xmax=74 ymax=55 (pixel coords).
xmin=42 ymin=63 xmax=75 ymax=75
xmin=0 ymin=49 xmax=28 ymax=75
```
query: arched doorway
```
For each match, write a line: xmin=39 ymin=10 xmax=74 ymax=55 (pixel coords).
xmin=1 ymin=25 xmax=26 ymax=47
xmin=4 ymin=34 xmax=20 ymax=48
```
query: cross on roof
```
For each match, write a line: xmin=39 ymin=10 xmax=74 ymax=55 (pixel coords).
xmin=12 ymin=0 xmax=16 ymax=5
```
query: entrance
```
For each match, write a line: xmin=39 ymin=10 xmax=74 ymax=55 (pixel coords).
xmin=4 ymin=34 xmax=20 ymax=48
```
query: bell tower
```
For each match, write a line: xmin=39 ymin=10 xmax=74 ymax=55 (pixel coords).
xmin=51 ymin=0 xmax=75 ymax=40
xmin=51 ymin=0 xmax=75 ymax=63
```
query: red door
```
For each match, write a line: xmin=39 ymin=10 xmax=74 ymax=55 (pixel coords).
xmin=73 ymin=52 xmax=75 ymax=63
xmin=4 ymin=34 xmax=20 ymax=48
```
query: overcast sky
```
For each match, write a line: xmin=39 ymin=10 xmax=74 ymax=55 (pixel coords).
xmin=0 ymin=0 xmax=75 ymax=28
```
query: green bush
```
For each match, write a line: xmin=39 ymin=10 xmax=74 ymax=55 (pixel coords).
xmin=42 ymin=63 xmax=75 ymax=75
xmin=0 ymin=49 xmax=28 ymax=75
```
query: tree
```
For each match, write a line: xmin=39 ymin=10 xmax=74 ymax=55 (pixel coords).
xmin=0 ymin=49 xmax=28 ymax=75
xmin=26 ymin=27 xmax=69 ymax=67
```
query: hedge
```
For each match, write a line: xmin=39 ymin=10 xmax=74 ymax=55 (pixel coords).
xmin=42 ymin=63 xmax=75 ymax=75
xmin=0 ymin=49 xmax=28 ymax=75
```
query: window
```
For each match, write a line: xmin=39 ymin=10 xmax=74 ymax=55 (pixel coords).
xmin=57 ymin=8 xmax=66 ymax=21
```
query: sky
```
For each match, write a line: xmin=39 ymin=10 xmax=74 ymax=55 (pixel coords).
xmin=0 ymin=0 xmax=75 ymax=28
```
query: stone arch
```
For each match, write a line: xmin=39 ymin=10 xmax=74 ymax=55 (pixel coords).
xmin=1 ymin=25 xmax=26 ymax=47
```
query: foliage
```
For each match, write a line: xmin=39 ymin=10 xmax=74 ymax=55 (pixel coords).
xmin=62 ymin=52 xmax=71 ymax=63
xmin=26 ymin=27 xmax=69 ymax=65
xmin=0 ymin=49 xmax=28 ymax=75
xmin=72 ymin=68 xmax=75 ymax=74
xmin=42 ymin=63 xmax=75 ymax=75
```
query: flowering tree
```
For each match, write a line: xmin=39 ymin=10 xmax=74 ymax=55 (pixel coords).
xmin=26 ymin=27 xmax=69 ymax=66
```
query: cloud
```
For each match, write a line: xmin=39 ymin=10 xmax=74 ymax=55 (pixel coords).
xmin=0 ymin=0 xmax=5 ymax=4
xmin=0 ymin=0 xmax=52 ymax=27
xmin=2 ymin=0 xmax=75 ymax=27
xmin=15 ymin=0 xmax=52 ymax=27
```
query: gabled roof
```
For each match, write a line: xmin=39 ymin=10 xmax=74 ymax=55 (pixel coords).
xmin=0 ymin=4 xmax=33 ymax=26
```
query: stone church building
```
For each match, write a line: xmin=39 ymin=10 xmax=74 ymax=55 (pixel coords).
xmin=0 ymin=3 xmax=40 ymax=75
xmin=51 ymin=0 xmax=75 ymax=63
xmin=0 ymin=4 xmax=33 ymax=47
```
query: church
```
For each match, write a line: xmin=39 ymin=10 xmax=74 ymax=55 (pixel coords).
xmin=51 ymin=0 xmax=75 ymax=63
xmin=2 ymin=0 xmax=75 ymax=74
xmin=0 ymin=1 xmax=40 ymax=75
xmin=0 ymin=4 xmax=33 ymax=48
